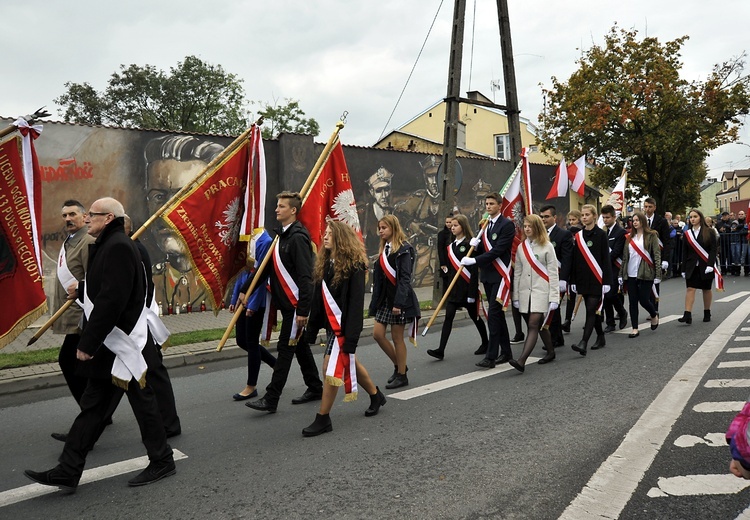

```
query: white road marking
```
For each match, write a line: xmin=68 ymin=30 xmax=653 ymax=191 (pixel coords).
xmin=647 ymin=474 xmax=750 ymax=497
xmin=705 ymin=379 xmax=750 ymax=388
xmin=388 ymin=357 xmax=540 ymax=400
xmin=717 ymin=291 xmax=750 ymax=303
xmin=741 ymin=327 xmax=750 ymax=332
xmin=734 ymin=336 xmax=750 ymax=342
xmin=0 ymin=449 xmax=188 ymax=508
xmin=727 ymin=347 xmax=750 ymax=354
xmin=614 ymin=315 xmax=679 ymax=334
xmin=693 ymin=401 xmax=744 ymax=413
xmin=673 ymin=432 xmax=726 ymax=448
xmin=719 ymin=360 xmax=750 ymax=368
xmin=737 ymin=504 xmax=750 ymax=520
xmin=559 ymin=295 xmax=750 ymax=520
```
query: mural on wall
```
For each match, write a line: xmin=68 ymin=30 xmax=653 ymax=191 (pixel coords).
xmin=3 ymin=118 xmax=561 ymax=313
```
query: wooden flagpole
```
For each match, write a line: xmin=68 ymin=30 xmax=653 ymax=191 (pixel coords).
xmin=215 ymin=120 xmax=346 ymax=352
xmin=27 ymin=118 xmax=263 ymax=346
xmin=0 ymin=108 xmax=50 ymax=142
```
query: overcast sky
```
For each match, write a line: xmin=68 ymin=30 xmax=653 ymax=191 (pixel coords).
xmin=3 ymin=0 xmax=748 ymax=179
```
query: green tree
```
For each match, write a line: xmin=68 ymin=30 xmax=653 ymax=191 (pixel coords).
xmin=538 ymin=26 xmax=750 ymax=211
xmin=55 ymin=56 xmax=249 ymax=135
xmin=253 ymin=98 xmax=320 ymax=139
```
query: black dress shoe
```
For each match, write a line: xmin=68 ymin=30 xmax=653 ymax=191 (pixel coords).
xmin=561 ymin=320 xmax=571 ymax=333
xmin=495 ymin=354 xmax=512 ymax=364
xmin=619 ymin=312 xmax=628 ymax=330
xmin=677 ymin=311 xmax=692 ymax=324
xmin=475 ymin=358 xmax=496 ymax=369
xmin=291 ymin=390 xmax=323 ymax=405
xmin=508 ymin=359 xmax=525 ymax=373
xmin=302 ymin=413 xmax=333 ymax=437
xmin=603 ymin=325 xmax=616 ymax=334
xmin=365 ymin=388 xmax=387 ymax=417
xmin=552 ymin=341 xmax=565 ymax=349
xmin=24 ymin=467 xmax=79 ymax=492
xmin=473 ymin=345 xmax=488 ymax=355
xmin=233 ymin=389 xmax=258 ymax=401
xmin=571 ymin=341 xmax=587 ymax=356
xmin=127 ymin=460 xmax=176 ymax=487
xmin=426 ymin=349 xmax=444 ymax=360
xmin=650 ymin=314 xmax=659 ymax=330
xmin=385 ymin=373 xmax=408 ymax=389
xmin=510 ymin=333 xmax=525 ymax=344
xmin=591 ymin=335 xmax=606 ymax=350
xmin=387 ymin=365 xmax=408 ymax=383
xmin=165 ymin=428 xmax=181 ymax=439
xmin=628 ymin=331 xmax=640 ymax=338
xmin=245 ymin=397 xmax=277 ymax=413
xmin=51 ymin=432 xmax=68 ymax=442
xmin=538 ymin=353 xmax=556 ymax=364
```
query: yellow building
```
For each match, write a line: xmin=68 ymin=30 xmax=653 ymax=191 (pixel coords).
xmin=716 ymin=169 xmax=750 ymax=213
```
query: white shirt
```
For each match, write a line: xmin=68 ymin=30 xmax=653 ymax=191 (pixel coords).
xmin=626 ymin=234 xmax=644 ymax=278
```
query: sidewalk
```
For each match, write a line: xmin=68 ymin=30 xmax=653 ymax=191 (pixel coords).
xmin=0 ymin=285 xmax=462 ymax=395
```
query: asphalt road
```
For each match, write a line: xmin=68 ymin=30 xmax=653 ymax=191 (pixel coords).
xmin=2 ymin=276 xmax=750 ymax=520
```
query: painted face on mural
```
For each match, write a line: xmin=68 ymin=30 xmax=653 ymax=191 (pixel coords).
xmin=369 ymin=183 xmax=391 ymax=209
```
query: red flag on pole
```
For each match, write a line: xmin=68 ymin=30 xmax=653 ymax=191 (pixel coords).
xmin=298 ymin=141 xmax=361 ymax=249
xmin=0 ymin=133 xmax=47 ymax=348
xmin=162 ymin=133 xmax=259 ymax=313
xmin=500 ymin=164 xmax=524 ymax=261
xmin=546 ymin=157 xmax=568 ymax=200
xmin=567 ymin=155 xmax=586 ymax=197
xmin=239 ymin=125 xmax=266 ymax=239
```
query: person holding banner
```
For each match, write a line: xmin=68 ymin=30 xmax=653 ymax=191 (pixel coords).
xmin=303 ymin=221 xmax=386 ymax=437
xmin=617 ymin=212 xmax=661 ymax=338
xmin=426 ymin=214 xmax=488 ymax=361
xmin=245 ymin=192 xmax=324 ymax=413
xmin=678 ymin=209 xmax=718 ymax=325
xmin=369 ymin=214 xmax=420 ymax=389
xmin=508 ymin=214 xmax=559 ymax=372
xmin=569 ymin=205 xmax=612 ymax=356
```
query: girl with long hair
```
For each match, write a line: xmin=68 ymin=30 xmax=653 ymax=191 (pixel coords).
xmin=368 ymin=215 xmax=420 ymax=389
xmin=569 ymin=204 xmax=612 ymax=356
xmin=618 ymin=212 xmax=661 ymax=338
xmin=426 ymin=214 xmax=488 ymax=360
xmin=562 ymin=209 xmax=583 ymax=332
xmin=509 ymin=214 xmax=559 ymax=372
xmin=303 ymin=221 xmax=386 ymax=437
xmin=678 ymin=209 xmax=718 ymax=324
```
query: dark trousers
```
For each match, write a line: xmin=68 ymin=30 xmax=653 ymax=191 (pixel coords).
xmin=626 ymin=278 xmax=658 ymax=329
xmin=603 ymin=288 xmax=627 ymax=327
xmin=58 ymin=376 xmax=173 ymax=479
xmin=483 ymin=282 xmax=511 ymax=360
xmin=580 ymin=294 xmax=604 ymax=343
xmin=236 ymin=311 xmax=277 ymax=386
xmin=264 ymin=308 xmax=322 ymax=406
xmin=437 ymin=300 xmax=488 ymax=352
xmin=58 ymin=333 xmax=88 ymax=406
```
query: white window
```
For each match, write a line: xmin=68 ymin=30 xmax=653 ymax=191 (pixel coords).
xmin=495 ymin=134 xmax=510 ymax=160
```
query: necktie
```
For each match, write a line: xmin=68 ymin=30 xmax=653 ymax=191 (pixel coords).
xmin=648 ymin=218 xmax=652 ymax=227
xmin=385 ymin=244 xmax=390 ymax=256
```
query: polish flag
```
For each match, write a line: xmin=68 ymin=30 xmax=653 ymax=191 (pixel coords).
xmin=500 ymin=165 xmax=524 ymax=260
xmin=546 ymin=157 xmax=568 ymax=200
xmin=567 ymin=155 xmax=586 ymax=197
xmin=607 ymin=163 xmax=628 ymax=216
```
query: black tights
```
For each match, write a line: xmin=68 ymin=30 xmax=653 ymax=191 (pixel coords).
xmin=581 ymin=294 xmax=603 ymax=343
xmin=438 ymin=301 xmax=489 ymax=352
xmin=517 ymin=312 xmax=552 ymax=365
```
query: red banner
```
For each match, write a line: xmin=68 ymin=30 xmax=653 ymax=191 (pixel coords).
xmin=162 ymin=140 xmax=251 ymax=313
xmin=0 ymin=136 xmax=47 ymax=348
xmin=299 ymin=141 xmax=361 ymax=249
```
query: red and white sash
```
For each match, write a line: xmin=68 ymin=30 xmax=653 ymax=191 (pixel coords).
xmin=322 ymin=280 xmax=358 ymax=401
xmin=685 ymin=229 xmax=724 ymax=291
xmin=272 ymin=245 xmax=304 ymax=344
xmin=628 ymin=237 xmax=654 ymax=268
xmin=481 ymin=228 xmax=512 ymax=309
xmin=447 ymin=242 xmax=471 ymax=284
xmin=521 ymin=239 xmax=549 ymax=282
xmin=575 ymin=233 xmax=605 ymax=313
xmin=379 ymin=246 xmax=397 ymax=286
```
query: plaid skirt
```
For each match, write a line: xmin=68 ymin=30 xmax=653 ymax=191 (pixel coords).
xmin=375 ymin=303 xmax=408 ymax=325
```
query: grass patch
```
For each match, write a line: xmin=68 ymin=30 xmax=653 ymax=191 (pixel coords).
xmin=169 ymin=328 xmax=235 ymax=346
xmin=0 ymin=347 xmax=60 ymax=369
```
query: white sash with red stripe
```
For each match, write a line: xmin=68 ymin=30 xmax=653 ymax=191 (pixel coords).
xmin=322 ymin=280 xmax=358 ymax=401
xmin=447 ymin=242 xmax=471 ymax=284
xmin=685 ymin=228 xmax=724 ymax=291
xmin=481 ymin=227 xmax=512 ymax=309
xmin=273 ymin=245 xmax=304 ymax=344
xmin=628 ymin=237 xmax=654 ymax=268
xmin=575 ymin=233 xmax=605 ymax=313
xmin=379 ymin=246 xmax=397 ymax=286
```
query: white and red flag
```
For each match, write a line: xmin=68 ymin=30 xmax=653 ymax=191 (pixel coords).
xmin=567 ymin=155 xmax=586 ymax=197
xmin=607 ymin=163 xmax=628 ymax=216
xmin=546 ymin=157 xmax=568 ymax=200
xmin=239 ymin=125 xmax=266 ymax=239
xmin=500 ymin=161 xmax=525 ymax=262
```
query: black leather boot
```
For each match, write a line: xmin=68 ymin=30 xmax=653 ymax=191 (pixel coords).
xmin=703 ymin=310 xmax=711 ymax=322
xmin=571 ymin=340 xmax=588 ymax=356
xmin=365 ymin=387 xmax=386 ymax=417
xmin=302 ymin=413 xmax=332 ymax=437
xmin=677 ymin=311 xmax=692 ymax=324
xmin=591 ymin=334 xmax=606 ymax=350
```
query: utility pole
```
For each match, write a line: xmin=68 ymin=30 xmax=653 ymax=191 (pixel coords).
xmin=497 ymin=0 xmax=522 ymax=169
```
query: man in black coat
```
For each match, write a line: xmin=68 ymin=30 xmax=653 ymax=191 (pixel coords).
xmin=460 ymin=192 xmax=516 ymax=368
xmin=600 ymin=205 xmax=628 ymax=332
xmin=246 ymin=191 xmax=323 ymax=413
xmin=540 ymin=204 xmax=573 ymax=349
xmin=644 ymin=197 xmax=671 ymax=311
xmin=25 ymin=197 xmax=175 ymax=492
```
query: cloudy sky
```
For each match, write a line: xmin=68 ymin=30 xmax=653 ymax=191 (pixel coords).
xmin=3 ymin=0 xmax=748 ymax=179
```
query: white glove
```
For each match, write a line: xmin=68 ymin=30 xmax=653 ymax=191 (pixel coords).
xmin=681 ymin=272 xmax=686 ymax=279
xmin=654 ymin=278 xmax=661 ymax=284
xmin=571 ymin=284 xmax=577 ymax=293
xmin=469 ymin=236 xmax=481 ymax=248
xmin=661 ymin=261 xmax=669 ymax=271
xmin=441 ymin=266 xmax=448 ymax=273
xmin=512 ymin=300 xmax=520 ymax=309
xmin=618 ymin=277 xmax=623 ymax=286
xmin=467 ymin=297 xmax=476 ymax=303
xmin=603 ymin=285 xmax=611 ymax=294
xmin=460 ymin=257 xmax=476 ymax=266
xmin=705 ymin=266 xmax=714 ymax=274
xmin=559 ymin=280 xmax=567 ymax=292
xmin=548 ymin=302 xmax=559 ymax=312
